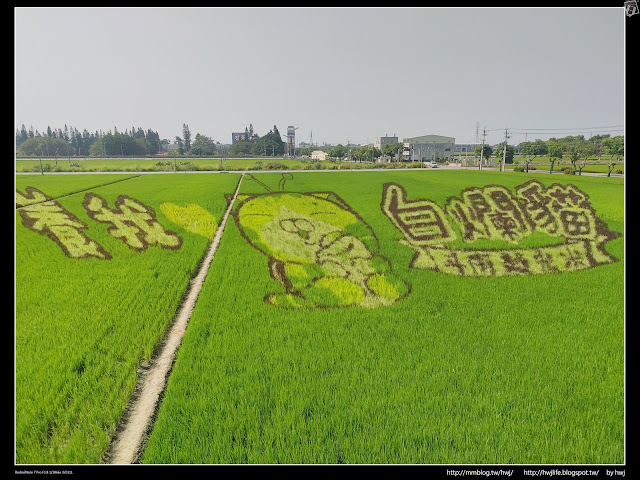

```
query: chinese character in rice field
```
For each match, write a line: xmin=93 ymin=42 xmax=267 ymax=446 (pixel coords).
xmin=515 ymin=180 xmax=596 ymax=240
xmin=16 ymin=187 xmax=111 ymax=260
xmin=381 ymin=180 xmax=619 ymax=277
xmin=232 ymin=190 xmax=409 ymax=309
xmin=445 ymin=185 xmax=533 ymax=243
xmin=83 ymin=193 xmax=182 ymax=251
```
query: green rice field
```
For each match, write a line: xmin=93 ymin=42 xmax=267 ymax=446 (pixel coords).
xmin=15 ymin=169 xmax=624 ymax=465
xmin=15 ymin=173 xmax=242 ymax=463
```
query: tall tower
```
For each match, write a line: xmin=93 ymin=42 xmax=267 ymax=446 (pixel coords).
xmin=287 ymin=126 xmax=297 ymax=157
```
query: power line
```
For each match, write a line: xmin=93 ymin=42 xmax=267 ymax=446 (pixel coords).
xmin=510 ymin=125 xmax=623 ymax=131
xmin=480 ymin=124 xmax=623 ymax=145
xmin=484 ymin=125 xmax=623 ymax=134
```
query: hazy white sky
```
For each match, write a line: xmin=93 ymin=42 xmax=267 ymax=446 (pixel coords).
xmin=14 ymin=7 xmax=625 ymax=146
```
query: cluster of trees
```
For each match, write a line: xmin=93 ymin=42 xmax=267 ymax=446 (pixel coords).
xmin=227 ymin=125 xmax=286 ymax=157
xmin=170 ymin=124 xmax=220 ymax=156
xmin=15 ymin=122 xmax=293 ymax=159
xmin=474 ymin=134 xmax=624 ymax=175
xmin=322 ymin=142 xmax=402 ymax=162
xmin=16 ymin=123 xmax=165 ymax=157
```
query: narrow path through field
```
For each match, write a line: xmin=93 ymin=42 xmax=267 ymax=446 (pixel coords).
xmin=104 ymin=173 xmax=245 ymax=464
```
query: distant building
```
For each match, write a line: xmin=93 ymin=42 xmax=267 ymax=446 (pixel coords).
xmin=311 ymin=150 xmax=329 ymax=161
xmin=455 ymin=143 xmax=478 ymax=153
xmin=374 ymin=135 xmax=399 ymax=151
xmin=231 ymin=132 xmax=248 ymax=144
xmin=402 ymin=134 xmax=455 ymax=162
xmin=232 ymin=124 xmax=255 ymax=144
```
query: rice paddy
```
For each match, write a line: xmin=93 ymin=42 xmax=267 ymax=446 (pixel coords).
xmin=15 ymin=169 xmax=624 ymax=465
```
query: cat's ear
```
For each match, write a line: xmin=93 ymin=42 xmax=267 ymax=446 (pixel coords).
xmin=308 ymin=192 xmax=349 ymax=210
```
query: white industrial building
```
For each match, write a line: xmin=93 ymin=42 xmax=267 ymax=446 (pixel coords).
xmin=402 ymin=134 xmax=455 ymax=162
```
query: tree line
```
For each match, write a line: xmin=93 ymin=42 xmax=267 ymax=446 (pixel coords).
xmin=474 ymin=134 xmax=624 ymax=175
xmin=15 ymin=123 xmax=624 ymax=172
xmin=15 ymin=122 xmax=290 ymax=158
xmin=15 ymin=123 xmax=166 ymax=157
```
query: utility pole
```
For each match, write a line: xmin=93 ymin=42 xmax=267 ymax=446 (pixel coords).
xmin=479 ymin=127 xmax=486 ymax=171
xmin=501 ymin=127 xmax=510 ymax=172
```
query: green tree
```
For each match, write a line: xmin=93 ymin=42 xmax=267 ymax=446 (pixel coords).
xmin=20 ymin=124 xmax=29 ymax=143
xmin=382 ymin=142 xmax=403 ymax=162
xmin=602 ymin=135 xmax=624 ymax=160
xmin=143 ymin=129 xmax=159 ymax=155
xmin=189 ymin=133 xmax=216 ymax=156
xmin=546 ymin=140 xmax=563 ymax=174
xmin=16 ymin=124 xmax=29 ymax=147
xmin=174 ymin=137 xmax=185 ymax=156
xmin=228 ymin=140 xmax=252 ymax=157
xmin=602 ymin=136 xmax=624 ymax=177
xmin=17 ymin=136 xmax=74 ymax=157
xmin=494 ymin=143 xmax=514 ymax=170
xmin=328 ymin=144 xmax=348 ymax=160
xmin=474 ymin=144 xmax=493 ymax=166
xmin=564 ymin=140 xmax=583 ymax=173
xmin=494 ymin=142 xmax=515 ymax=168
xmin=296 ymin=146 xmax=313 ymax=157
xmin=89 ymin=132 xmax=149 ymax=156
xmin=355 ymin=145 xmax=380 ymax=162
xmin=182 ymin=124 xmax=191 ymax=152
xmin=160 ymin=138 xmax=171 ymax=152
xmin=576 ymin=141 xmax=596 ymax=175
xmin=252 ymin=126 xmax=285 ymax=156
xmin=520 ymin=139 xmax=548 ymax=172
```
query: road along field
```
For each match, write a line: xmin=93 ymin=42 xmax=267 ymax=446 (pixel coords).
xmin=15 ymin=169 xmax=624 ymax=464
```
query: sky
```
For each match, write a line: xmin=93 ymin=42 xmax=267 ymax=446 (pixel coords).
xmin=14 ymin=7 xmax=626 ymax=147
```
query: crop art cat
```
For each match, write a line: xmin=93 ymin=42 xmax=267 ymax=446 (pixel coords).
xmin=232 ymin=191 xmax=409 ymax=309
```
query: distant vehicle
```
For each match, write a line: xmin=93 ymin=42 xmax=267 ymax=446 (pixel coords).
xmin=430 ymin=161 xmax=438 ymax=168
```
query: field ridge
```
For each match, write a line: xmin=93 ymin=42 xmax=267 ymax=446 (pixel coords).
xmin=104 ymin=173 xmax=246 ymax=464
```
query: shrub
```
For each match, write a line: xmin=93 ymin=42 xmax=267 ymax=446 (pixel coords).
xmin=563 ymin=167 xmax=574 ymax=175
xmin=513 ymin=166 xmax=525 ymax=172
xmin=178 ymin=162 xmax=199 ymax=171
xmin=265 ymin=161 xmax=288 ymax=170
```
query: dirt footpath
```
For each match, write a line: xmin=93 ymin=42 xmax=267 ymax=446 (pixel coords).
xmin=104 ymin=173 xmax=245 ymax=464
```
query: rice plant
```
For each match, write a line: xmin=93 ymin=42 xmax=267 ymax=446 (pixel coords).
xmin=142 ymin=170 xmax=624 ymax=464
xmin=15 ymin=173 xmax=241 ymax=464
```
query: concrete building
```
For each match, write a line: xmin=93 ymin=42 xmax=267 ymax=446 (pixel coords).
xmin=402 ymin=134 xmax=455 ymax=162
xmin=374 ymin=135 xmax=399 ymax=151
